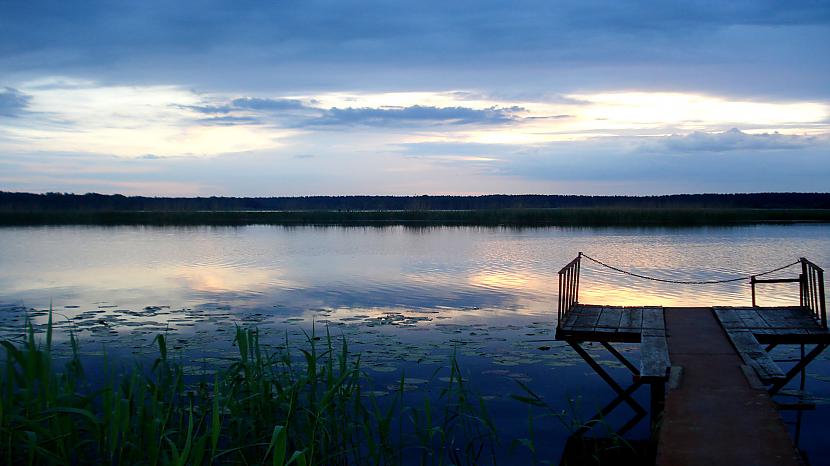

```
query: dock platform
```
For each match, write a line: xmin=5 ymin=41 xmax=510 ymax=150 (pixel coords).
xmin=554 ymin=253 xmax=828 ymax=465
xmin=657 ymin=307 xmax=802 ymax=466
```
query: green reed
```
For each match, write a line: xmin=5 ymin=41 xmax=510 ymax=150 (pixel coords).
xmin=0 ymin=311 xmax=498 ymax=465
xmin=3 ymin=207 xmax=829 ymax=227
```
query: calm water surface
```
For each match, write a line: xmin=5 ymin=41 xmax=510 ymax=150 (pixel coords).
xmin=1 ymin=224 xmax=829 ymax=462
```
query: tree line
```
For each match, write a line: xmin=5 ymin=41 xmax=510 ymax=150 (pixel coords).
xmin=1 ymin=191 xmax=829 ymax=211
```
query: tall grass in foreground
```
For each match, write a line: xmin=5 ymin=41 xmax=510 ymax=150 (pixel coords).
xmin=0 ymin=314 xmax=497 ymax=465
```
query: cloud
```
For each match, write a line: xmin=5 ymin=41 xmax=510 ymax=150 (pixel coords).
xmin=648 ymin=128 xmax=814 ymax=153
xmin=178 ymin=96 xmax=316 ymax=126
xmin=3 ymin=130 xmax=830 ymax=196
xmin=310 ymin=105 xmax=524 ymax=127
xmin=490 ymin=135 xmax=830 ymax=193
xmin=1 ymin=1 xmax=828 ymax=196
xmin=181 ymin=103 xmax=235 ymax=114
xmin=0 ymin=87 xmax=31 ymax=117
xmin=451 ymin=91 xmax=591 ymax=106
xmin=182 ymin=97 xmax=311 ymax=115
xmin=230 ymin=97 xmax=309 ymax=111
xmin=4 ymin=2 xmax=826 ymax=59
xmin=396 ymin=141 xmax=513 ymax=158
xmin=3 ymin=1 xmax=827 ymax=100
xmin=197 ymin=115 xmax=261 ymax=126
xmin=179 ymin=96 xmax=527 ymax=128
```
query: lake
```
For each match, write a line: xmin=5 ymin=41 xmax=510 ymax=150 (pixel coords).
xmin=1 ymin=224 xmax=829 ymax=463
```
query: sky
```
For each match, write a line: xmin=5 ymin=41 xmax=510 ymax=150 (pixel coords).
xmin=1 ymin=0 xmax=829 ymax=196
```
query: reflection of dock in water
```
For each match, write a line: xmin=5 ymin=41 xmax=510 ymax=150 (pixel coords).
xmin=555 ymin=253 xmax=827 ymax=465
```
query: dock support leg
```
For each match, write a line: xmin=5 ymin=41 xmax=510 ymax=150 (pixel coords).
xmin=600 ymin=341 xmax=640 ymax=376
xmin=566 ymin=340 xmax=649 ymax=436
xmin=650 ymin=381 xmax=665 ymax=434
xmin=572 ymin=380 xmax=645 ymax=436
xmin=768 ymin=343 xmax=829 ymax=396
xmin=567 ymin=341 xmax=645 ymax=414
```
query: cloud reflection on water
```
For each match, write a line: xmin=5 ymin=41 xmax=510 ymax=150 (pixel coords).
xmin=0 ymin=224 xmax=825 ymax=320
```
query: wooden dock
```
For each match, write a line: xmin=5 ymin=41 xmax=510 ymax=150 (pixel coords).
xmin=554 ymin=253 xmax=828 ymax=465
xmin=657 ymin=307 xmax=802 ymax=465
xmin=557 ymin=304 xmax=671 ymax=381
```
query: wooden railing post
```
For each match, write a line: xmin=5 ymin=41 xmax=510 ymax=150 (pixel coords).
xmin=575 ymin=252 xmax=582 ymax=306
xmin=799 ymin=273 xmax=805 ymax=308
xmin=558 ymin=269 xmax=563 ymax=325
xmin=557 ymin=253 xmax=583 ymax=330
xmin=801 ymin=257 xmax=809 ymax=313
xmin=744 ymin=257 xmax=829 ymax=317
xmin=794 ymin=257 xmax=827 ymax=328
xmin=818 ymin=267 xmax=826 ymax=329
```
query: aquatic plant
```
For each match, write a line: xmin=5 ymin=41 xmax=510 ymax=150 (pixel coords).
xmin=0 ymin=311 xmax=498 ymax=465
xmin=3 ymin=207 xmax=830 ymax=227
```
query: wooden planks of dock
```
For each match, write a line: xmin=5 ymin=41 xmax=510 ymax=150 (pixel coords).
xmin=715 ymin=306 xmax=830 ymax=342
xmin=713 ymin=307 xmax=786 ymax=383
xmin=557 ymin=305 xmax=671 ymax=380
xmin=558 ymin=305 xmax=664 ymax=341
xmin=656 ymin=307 xmax=801 ymax=466
xmin=556 ymin=304 xmax=830 ymax=465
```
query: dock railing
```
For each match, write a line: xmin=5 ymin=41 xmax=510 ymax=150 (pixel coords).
xmin=561 ymin=253 xmax=827 ymax=330
xmin=557 ymin=252 xmax=582 ymax=328
xmin=750 ymin=257 xmax=826 ymax=328
xmin=800 ymin=258 xmax=826 ymax=328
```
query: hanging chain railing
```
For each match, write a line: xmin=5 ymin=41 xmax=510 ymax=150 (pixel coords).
xmin=582 ymin=253 xmax=800 ymax=285
xmin=557 ymin=253 xmax=827 ymax=329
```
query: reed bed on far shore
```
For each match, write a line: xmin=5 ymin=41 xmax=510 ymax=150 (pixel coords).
xmin=2 ymin=208 xmax=830 ymax=227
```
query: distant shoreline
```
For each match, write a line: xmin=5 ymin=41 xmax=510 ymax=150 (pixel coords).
xmin=4 ymin=191 xmax=830 ymax=226
xmin=3 ymin=191 xmax=830 ymax=211
xmin=2 ymin=208 xmax=830 ymax=227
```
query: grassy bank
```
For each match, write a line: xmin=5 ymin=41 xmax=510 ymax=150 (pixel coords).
xmin=2 ymin=208 xmax=830 ymax=227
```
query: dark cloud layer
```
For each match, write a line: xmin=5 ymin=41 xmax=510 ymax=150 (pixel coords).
xmin=648 ymin=128 xmax=814 ymax=152
xmin=4 ymin=1 xmax=827 ymax=55
xmin=183 ymin=97 xmax=310 ymax=116
xmin=230 ymin=97 xmax=309 ymax=111
xmin=1 ymin=1 xmax=828 ymax=98
xmin=311 ymin=105 xmax=524 ymax=127
xmin=196 ymin=115 xmax=260 ymax=126
xmin=0 ymin=87 xmax=31 ymax=116
xmin=183 ymin=97 xmax=525 ymax=127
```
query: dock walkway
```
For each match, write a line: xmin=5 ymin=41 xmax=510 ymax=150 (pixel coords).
xmin=656 ymin=307 xmax=800 ymax=466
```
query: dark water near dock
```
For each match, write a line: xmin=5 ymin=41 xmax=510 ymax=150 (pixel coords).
xmin=1 ymin=224 xmax=829 ymax=463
